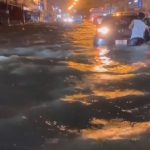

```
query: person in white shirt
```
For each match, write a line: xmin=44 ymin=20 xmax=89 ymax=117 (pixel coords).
xmin=129 ymin=12 xmax=149 ymax=46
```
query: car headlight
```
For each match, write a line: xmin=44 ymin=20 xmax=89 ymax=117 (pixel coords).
xmin=63 ymin=18 xmax=73 ymax=23
xmin=97 ymin=27 xmax=110 ymax=35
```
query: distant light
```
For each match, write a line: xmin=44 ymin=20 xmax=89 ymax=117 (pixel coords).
xmin=68 ymin=0 xmax=79 ymax=10
xmin=68 ymin=5 xmax=73 ymax=10
xmin=116 ymin=13 xmax=120 ymax=16
xmin=58 ymin=9 xmax=62 ymax=13
xmin=57 ymin=14 xmax=62 ymax=18
xmin=23 ymin=6 xmax=30 ymax=11
xmin=97 ymin=27 xmax=110 ymax=35
xmin=103 ymin=13 xmax=107 ymax=16
xmin=63 ymin=17 xmax=73 ymax=23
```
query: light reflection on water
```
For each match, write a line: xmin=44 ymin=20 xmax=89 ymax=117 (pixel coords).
xmin=33 ymin=23 xmax=150 ymax=143
xmin=62 ymin=38 xmax=150 ymax=140
xmin=92 ymin=89 xmax=144 ymax=100
xmin=68 ymin=48 xmax=147 ymax=74
xmin=67 ymin=22 xmax=96 ymax=49
xmin=82 ymin=118 xmax=150 ymax=140
xmin=62 ymin=89 xmax=144 ymax=105
xmin=63 ymin=47 xmax=148 ymax=104
xmin=1 ymin=22 xmax=150 ymax=149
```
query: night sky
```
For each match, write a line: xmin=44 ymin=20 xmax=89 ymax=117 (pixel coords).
xmin=49 ymin=0 xmax=106 ymax=13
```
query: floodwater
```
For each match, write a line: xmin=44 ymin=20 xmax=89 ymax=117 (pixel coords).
xmin=0 ymin=22 xmax=150 ymax=150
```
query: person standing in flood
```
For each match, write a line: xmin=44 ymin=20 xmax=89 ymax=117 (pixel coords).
xmin=129 ymin=12 xmax=149 ymax=46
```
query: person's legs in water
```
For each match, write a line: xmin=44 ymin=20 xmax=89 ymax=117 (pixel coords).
xmin=128 ymin=38 xmax=138 ymax=46
xmin=128 ymin=38 xmax=144 ymax=46
xmin=144 ymin=29 xmax=150 ymax=42
xmin=137 ymin=38 xmax=144 ymax=45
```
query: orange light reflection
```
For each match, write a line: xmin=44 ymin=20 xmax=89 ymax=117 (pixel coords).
xmin=82 ymin=118 xmax=150 ymax=140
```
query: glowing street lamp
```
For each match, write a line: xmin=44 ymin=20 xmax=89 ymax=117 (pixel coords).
xmin=68 ymin=0 xmax=79 ymax=11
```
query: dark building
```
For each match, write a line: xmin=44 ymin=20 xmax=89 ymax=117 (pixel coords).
xmin=0 ymin=0 xmax=23 ymax=24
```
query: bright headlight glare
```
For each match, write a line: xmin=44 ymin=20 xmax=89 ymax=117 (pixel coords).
xmin=63 ymin=18 xmax=73 ymax=23
xmin=97 ymin=27 xmax=109 ymax=35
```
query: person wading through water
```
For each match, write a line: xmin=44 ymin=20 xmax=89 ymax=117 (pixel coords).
xmin=129 ymin=12 xmax=149 ymax=46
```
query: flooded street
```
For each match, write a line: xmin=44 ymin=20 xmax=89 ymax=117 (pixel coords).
xmin=0 ymin=22 xmax=150 ymax=150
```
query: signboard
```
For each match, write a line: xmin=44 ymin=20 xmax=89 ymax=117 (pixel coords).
xmin=128 ymin=0 xmax=143 ymax=9
xmin=138 ymin=0 xmax=143 ymax=9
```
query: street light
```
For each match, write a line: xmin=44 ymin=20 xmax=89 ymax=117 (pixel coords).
xmin=68 ymin=0 xmax=79 ymax=11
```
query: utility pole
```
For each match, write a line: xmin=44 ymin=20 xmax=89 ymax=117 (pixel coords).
xmin=22 ymin=1 xmax=25 ymax=24
xmin=21 ymin=0 xmax=27 ymax=24
xmin=108 ymin=0 xmax=112 ymax=14
xmin=6 ymin=0 xmax=10 ymax=25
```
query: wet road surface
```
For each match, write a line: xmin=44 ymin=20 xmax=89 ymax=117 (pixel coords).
xmin=0 ymin=22 xmax=150 ymax=150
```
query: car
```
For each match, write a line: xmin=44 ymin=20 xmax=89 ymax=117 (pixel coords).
xmin=94 ymin=13 xmax=140 ymax=47
xmin=73 ymin=15 xmax=83 ymax=24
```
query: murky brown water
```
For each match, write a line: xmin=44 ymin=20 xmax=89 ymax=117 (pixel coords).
xmin=0 ymin=22 xmax=150 ymax=150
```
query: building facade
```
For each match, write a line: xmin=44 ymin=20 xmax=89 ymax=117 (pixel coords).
xmin=143 ymin=0 xmax=150 ymax=11
xmin=0 ymin=0 xmax=53 ymax=24
xmin=0 ymin=0 xmax=22 ymax=24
